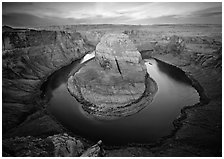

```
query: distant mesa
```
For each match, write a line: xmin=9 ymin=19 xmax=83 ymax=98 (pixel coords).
xmin=2 ymin=25 xmax=14 ymax=32
xmin=68 ymin=33 xmax=158 ymax=120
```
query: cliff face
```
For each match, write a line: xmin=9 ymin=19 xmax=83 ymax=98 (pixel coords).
xmin=68 ymin=33 xmax=158 ymax=120
xmin=2 ymin=28 xmax=95 ymax=134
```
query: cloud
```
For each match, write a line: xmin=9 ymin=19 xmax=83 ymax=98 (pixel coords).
xmin=3 ymin=13 xmax=85 ymax=27
xmin=3 ymin=13 xmax=48 ymax=27
xmin=190 ymin=6 xmax=222 ymax=18
xmin=2 ymin=2 xmax=222 ymax=27
xmin=2 ymin=12 xmax=133 ymax=27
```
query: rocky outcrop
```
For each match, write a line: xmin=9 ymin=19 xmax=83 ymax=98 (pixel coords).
xmin=81 ymin=140 xmax=104 ymax=157
xmin=3 ymin=136 xmax=54 ymax=157
xmin=3 ymin=133 xmax=104 ymax=157
xmin=2 ymin=27 xmax=94 ymax=135
xmin=48 ymin=133 xmax=84 ymax=157
xmin=4 ymin=110 xmax=65 ymax=138
xmin=68 ymin=33 xmax=158 ymax=120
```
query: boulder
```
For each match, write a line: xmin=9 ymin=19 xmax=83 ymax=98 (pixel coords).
xmin=48 ymin=133 xmax=84 ymax=157
xmin=81 ymin=140 xmax=104 ymax=157
xmin=68 ymin=33 xmax=158 ymax=120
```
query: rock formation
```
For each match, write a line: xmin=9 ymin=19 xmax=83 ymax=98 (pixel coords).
xmin=68 ymin=33 xmax=158 ymax=120
xmin=3 ymin=136 xmax=54 ymax=157
xmin=81 ymin=140 xmax=104 ymax=157
xmin=2 ymin=27 xmax=94 ymax=135
xmin=48 ymin=133 xmax=84 ymax=157
xmin=3 ymin=133 xmax=104 ymax=157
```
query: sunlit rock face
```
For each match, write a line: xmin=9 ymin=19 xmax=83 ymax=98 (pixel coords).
xmin=68 ymin=33 xmax=158 ymax=120
xmin=95 ymin=33 xmax=142 ymax=64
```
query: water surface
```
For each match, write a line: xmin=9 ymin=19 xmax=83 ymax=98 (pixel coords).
xmin=42 ymin=53 xmax=199 ymax=145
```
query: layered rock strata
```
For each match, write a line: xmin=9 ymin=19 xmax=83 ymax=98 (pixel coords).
xmin=2 ymin=27 xmax=94 ymax=134
xmin=68 ymin=33 xmax=158 ymax=119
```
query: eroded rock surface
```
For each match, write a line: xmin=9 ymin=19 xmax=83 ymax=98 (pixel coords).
xmin=3 ymin=133 xmax=104 ymax=157
xmin=3 ymin=136 xmax=54 ymax=157
xmin=81 ymin=140 xmax=105 ymax=157
xmin=48 ymin=133 xmax=84 ymax=157
xmin=68 ymin=33 xmax=158 ymax=119
xmin=2 ymin=27 xmax=94 ymax=135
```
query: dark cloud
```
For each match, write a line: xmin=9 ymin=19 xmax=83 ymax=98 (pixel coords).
xmin=198 ymin=11 xmax=222 ymax=18
xmin=3 ymin=13 xmax=86 ymax=27
xmin=3 ymin=2 xmax=33 ymax=13
xmin=3 ymin=13 xmax=47 ymax=27
xmin=2 ymin=12 xmax=133 ymax=27
xmin=188 ymin=6 xmax=222 ymax=18
xmin=129 ymin=12 xmax=221 ymax=25
xmin=3 ymin=2 xmax=33 ymax=7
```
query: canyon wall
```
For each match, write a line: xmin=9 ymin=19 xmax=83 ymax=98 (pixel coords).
xmin=2 ymin=27 xmax=95 ymax=134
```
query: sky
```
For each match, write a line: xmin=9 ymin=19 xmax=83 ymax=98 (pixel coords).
xmin=2 ymin=2 xmax=222 ymax=27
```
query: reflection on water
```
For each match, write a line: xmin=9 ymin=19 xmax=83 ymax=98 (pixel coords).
xmin=155 ymin=58 xmax=192 ymax=85
xmin=81 ymin=51 xmax=95 ymax=63
xmin=42 ymin=54 xmax=199 ymax=145
xmin=41 ymin=52 xmax=95 ymax=100
xmin=40 ymin=60 xmax=80 ymax=100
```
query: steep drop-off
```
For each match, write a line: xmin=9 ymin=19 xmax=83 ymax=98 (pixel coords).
xmin=2 ymin=27 xmax=95 ymax=135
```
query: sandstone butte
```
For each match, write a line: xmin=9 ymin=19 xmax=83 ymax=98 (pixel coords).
xmin=68 ymin=33 xmax=158 ymax=120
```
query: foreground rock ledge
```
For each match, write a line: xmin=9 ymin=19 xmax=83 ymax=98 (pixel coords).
xmin=68 ymin=33 xmax=158 ymax=120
